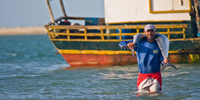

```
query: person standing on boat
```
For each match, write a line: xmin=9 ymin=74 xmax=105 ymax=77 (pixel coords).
xmin=126 ymin=24 xmax=169 ymax=93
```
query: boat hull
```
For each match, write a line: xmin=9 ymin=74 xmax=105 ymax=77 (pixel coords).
xmin=60 ymin=53 xmax=200 ymax=66
xmin=53 ymin=39 xmax=200 ymax=66
xmin=61 ymin=54 xmax=137 ymax=66
xmin=45 ymin=23 xmax=200 ymax=66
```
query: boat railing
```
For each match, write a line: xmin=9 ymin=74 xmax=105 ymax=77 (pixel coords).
xmin=45 ymin=24 xmax=188 ymax=41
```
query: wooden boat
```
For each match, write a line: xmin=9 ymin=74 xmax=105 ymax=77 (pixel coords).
xmin=44 ymin=0 xmax=200 ymax=66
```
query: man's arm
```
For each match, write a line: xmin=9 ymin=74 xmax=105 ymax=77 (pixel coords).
xmin=119 ymin=40 xmax=133 ymax=49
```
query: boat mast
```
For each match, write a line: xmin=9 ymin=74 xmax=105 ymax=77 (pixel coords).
xmin=46 ymin=0 xmax=55 ymax=23
xmin=59 ymin=0 xmax=67 ymax=18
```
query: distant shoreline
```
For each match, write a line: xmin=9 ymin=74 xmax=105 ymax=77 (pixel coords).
xmin=0 ymin=26 xmax=47 ymax=36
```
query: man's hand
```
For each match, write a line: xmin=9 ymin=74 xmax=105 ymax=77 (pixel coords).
xmin=163 ymin=57 xmax=170 ymax=64
xmin=127 ymin=42 xmax=135 ymax=49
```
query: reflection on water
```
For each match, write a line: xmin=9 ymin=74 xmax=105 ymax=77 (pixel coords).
xmin=134 ymin=91 xmax=163 ymax=97
xmin=63 ymin=65 xmax=114 ymax=70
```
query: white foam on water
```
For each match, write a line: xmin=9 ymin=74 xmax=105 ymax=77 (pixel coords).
xmin=35 ymin=63 xmax=70 ymax=73
xmin=99 ymin=72 xmax=138 ymax=79
xmin=99 ymin=65 xmax=139 ymax=79
xmin=105 ymin=65 xmax=139 ymax=72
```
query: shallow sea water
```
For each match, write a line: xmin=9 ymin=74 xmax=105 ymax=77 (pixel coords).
xmin=0 ymin=34 xmax=200 ymax=100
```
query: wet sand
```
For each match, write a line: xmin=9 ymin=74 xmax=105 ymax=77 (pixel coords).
xmin=0 ymin=26 xmax=47 ymax=36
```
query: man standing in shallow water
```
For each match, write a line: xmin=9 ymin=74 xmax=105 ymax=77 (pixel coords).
xmin=127 ymin=24 xmax=170 ymax=93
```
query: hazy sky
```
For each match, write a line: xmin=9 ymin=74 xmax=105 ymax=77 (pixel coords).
xmin=0 ymin=0 xmax=104 ymax=27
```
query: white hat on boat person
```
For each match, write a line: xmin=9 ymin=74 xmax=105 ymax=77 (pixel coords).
xmin=144 ymin=24 xmax=156 ymax=31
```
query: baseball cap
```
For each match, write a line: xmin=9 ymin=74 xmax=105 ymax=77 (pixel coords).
xmin=144 ymin=24 xmax=156 ymax=31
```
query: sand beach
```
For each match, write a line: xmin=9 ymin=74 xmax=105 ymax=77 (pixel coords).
xmin=0 ymin=26 xmax=47 ymax=36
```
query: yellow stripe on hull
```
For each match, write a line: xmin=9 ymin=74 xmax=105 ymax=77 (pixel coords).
xmin=58 ymin=49 xmax=180 ymax=55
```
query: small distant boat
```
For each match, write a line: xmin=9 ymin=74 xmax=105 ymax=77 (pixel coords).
xmin=44 ymin=0 xmax=200 ymax=66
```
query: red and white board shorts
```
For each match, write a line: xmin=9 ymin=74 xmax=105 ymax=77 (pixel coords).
xmin=137 ymin=72 xmax=162 ymax=93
